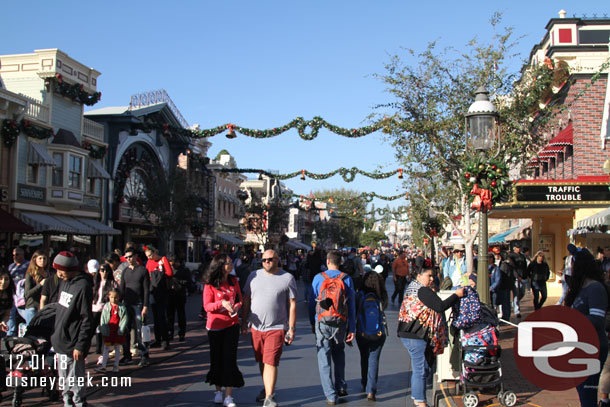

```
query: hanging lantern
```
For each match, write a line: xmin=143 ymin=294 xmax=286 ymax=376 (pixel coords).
xmin=353 ymin=209 xmax=357 ymax=215
xmin=398 ymin=168 xmax=403 ymax=180
xmin=329 ymin=197 xmax=334 ymax=204
xmin=226 ymin=124 xmax=237 ymax=139
xmin=301 ymin=169 xmax=306 ymax=180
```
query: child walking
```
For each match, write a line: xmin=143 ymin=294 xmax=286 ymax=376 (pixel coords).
xmin=96 ymin=289 xmax=127 ymax=373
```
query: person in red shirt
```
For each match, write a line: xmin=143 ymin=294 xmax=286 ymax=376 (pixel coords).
xmin=144 ymin=246 xmax=173 ymax=349
xmin=203 ymin=254 xmax=244 ymax=407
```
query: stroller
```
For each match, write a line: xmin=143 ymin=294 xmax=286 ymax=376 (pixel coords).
xmin=451 ymin=290 xmax=517 ymax=407
xmin=2 ymin=304 xmax=60 ymax=407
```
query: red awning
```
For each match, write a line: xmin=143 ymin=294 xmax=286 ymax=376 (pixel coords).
xmin=527 ymin=123 xmax=574 ymax=166
xmin=0 ymin=209 xmax=34 ymax=233
xmin=548 ymin=123 xmax=573 ymax=147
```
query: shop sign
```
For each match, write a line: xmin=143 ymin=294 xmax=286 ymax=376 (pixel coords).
xmin=0 ymin=188 xmax=8 ymax=202
xmin=516 ymin=184 xmax=610 ymax=203
xmin=17 ymin=183 xmax=46 ymax=203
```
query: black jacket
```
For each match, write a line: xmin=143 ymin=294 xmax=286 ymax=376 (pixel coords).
xmin=509 ymin=252 xmax=528 ymax=279
xmin=51 ymin=273 xmax=93 ymax=355
xmin=526 ymin=261 xmax=550 ymax=282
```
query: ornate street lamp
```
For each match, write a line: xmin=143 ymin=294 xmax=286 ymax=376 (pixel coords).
xmin=466 ymin=86 xmax=499 ymax=305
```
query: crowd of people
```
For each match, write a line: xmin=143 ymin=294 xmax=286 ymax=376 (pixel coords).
xmin=2 ymin=240 xmax=610 ymax=407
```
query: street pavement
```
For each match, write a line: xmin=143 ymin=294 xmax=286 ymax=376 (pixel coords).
xmin=0 ymin=276 xmax=585 ymax=407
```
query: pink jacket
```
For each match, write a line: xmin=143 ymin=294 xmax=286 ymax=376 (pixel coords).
xmin=203 ymin=278 xmax=242 ymax=330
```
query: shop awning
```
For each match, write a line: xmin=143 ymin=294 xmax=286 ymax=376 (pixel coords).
xmin=577 ymin=207 xmax=610 ymax=229
xmin=504 ymin=219 xmax=532 ymax=241
xmin=76 ymin=217 xmax=121 ymax=235
xmin=215 ymin=233 xmax=245 ymax=246
xmin=20 ymin=212 xmax=74 ymax=233
xmin=88 ymin=160 xmax=111 ymax=179
xmin=27 ymin=142 xmax=55 ymax=166
xmin=20 ymin=212 xmax=119 ymax=235
xmin=0 ymin=209 xmax=34 ymax=233
xmin=488 ymin=226 xmax=520 ymax=243
xmin=527 ymin=123 xmax=574 ymax=167
xmin=285 ymin=240 xmax=311 ymax=250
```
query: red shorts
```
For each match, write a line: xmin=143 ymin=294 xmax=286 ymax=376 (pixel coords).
xmin=250 ymin=328 xmax=285 ymax=366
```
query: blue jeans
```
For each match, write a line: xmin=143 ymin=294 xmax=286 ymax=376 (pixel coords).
xmin=558 ymin=278 xmax=568 ymax=305
xmin=356 ymin=335 xmax=385 ymax=395
xmin=315 ymin=322 xmax=347 ymax=402
xmin=512 ymin=279 xmax=525 ymax=315
xmin=401 ymin=337 xmax=430 ymax=403
xmin=531 ymin=280 xmax=547 ymax=310
xmin=576 ymin=340 xmax=608 ymax=407
xmin=7 ymin=306 xmax=29 ymax=336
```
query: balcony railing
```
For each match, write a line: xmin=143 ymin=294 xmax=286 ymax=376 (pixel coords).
xmin=21 ymin=95 xmax=50 ymax=126
xmin=83 ymin=118 xmax=104 ymax=141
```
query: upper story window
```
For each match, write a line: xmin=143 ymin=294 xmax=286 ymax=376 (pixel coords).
xmin=68 ymin=155 xmax=82 ymax=189
xmin=27 ymin=165 xmax=39 ymax=185
xmin=52 ymin=153 xmax=64 ymax=187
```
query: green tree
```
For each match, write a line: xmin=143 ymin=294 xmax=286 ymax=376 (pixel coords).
xmin=359 ymin=231 xmax=387 ymax=249
xmin=128 ymin=168 xmax=203 ymax=255
xmin=310 ymin=188 xmax=369 ymax=247
xmin=375 ymin=13 xmax=568 ymax=273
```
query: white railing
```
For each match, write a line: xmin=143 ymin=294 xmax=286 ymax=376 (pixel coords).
xmin=21 ymin=95 xmax=50 ymax=125
xmin=83 ymin=118 xmax=104 ymax=141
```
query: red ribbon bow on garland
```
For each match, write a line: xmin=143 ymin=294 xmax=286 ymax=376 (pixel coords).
xmin=470 ymin=184 xmax=492 ymax=213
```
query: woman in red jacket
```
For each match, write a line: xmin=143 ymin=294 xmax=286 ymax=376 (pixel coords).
xmin=203 ymin=254 xmax=244 ymax=407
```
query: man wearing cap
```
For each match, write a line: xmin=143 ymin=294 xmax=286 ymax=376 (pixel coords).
xmin=444 ymin=245 xmax=467 ymax=287
xmin=52 ymin=251 xmax=93 ymax=407
xmin=508 ymin=244 xmax=527 ymax=318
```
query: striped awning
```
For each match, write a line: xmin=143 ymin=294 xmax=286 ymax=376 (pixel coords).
xmin=27 ymin=142 xmax=55 ymax=166
xmin=527 ymin=123 xmax=574 ymax=167
xmin=216 ymin=233 xmax=245 ymax=246
xmin=577 ymin=207 xmax=610 ymax=229
xmin=488 ymin=226 xmax=520 ymax=243
xmin=88 ymin=160 xmax=110 ymax=179
xmin=20 ymin=212 xmax=120 ymax=235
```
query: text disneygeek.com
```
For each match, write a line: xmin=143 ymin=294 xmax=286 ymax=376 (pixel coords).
xmin=6 ymin=373 xmax=132 ymax=389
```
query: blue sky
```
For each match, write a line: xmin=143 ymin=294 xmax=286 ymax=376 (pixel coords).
xmin=2 ymin=1 xmax=607 ymax=214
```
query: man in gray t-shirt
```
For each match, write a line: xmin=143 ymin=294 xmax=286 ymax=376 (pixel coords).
xmin=242 ymin=250 xmax=297 ymax=407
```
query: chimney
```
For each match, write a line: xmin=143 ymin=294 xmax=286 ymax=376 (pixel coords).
xmin=558 ymin=9 xmax=567 ymax=19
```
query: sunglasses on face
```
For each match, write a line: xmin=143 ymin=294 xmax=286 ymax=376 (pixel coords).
xmin=262 ymin=258 xmax=274 ymax=263
xmin=125 ymin=255 xmax=134 ymax=259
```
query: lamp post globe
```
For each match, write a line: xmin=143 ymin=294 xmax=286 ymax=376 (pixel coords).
xmin=467 ymin=86 xmax=498 ymax=152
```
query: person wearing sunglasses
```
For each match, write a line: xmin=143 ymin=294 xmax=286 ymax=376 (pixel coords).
xmin=241 ymin=250 xmax=297 ymax=407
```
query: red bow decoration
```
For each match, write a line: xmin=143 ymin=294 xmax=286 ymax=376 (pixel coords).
xmin=470 ymin=185 xmax=492 ymax=212
xmin=430 ymin=228 xmax=438 ymax=237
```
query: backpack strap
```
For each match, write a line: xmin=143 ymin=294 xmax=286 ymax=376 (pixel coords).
xmin=321 ymin=272 xmax=330 ymax=280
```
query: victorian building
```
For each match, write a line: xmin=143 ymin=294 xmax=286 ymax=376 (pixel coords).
xmin=85 ymin=90 xmax=215 ymax=258
xmin=490 ymin=11 xmax=610 ymax=295
xmin=0 ymin=49 xmax=116 ymax=260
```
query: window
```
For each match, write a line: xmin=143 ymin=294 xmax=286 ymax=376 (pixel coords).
xmin=27 ymin=165 xmax=39 ymax=185
xmin=52 ymin=153 xmax=63 ymax=187
xmin=68 ymin=155 xmax=82 ymax=189
xmin=87 ymin=178 xmax=97 ymax=195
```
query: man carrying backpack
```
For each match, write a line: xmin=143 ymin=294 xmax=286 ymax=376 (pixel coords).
xmin=309 ymin=250 xmax=356 ymax=405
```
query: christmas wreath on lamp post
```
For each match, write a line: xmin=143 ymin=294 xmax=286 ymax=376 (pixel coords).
xmin=460 ymin=157 xmax=510 ymax=212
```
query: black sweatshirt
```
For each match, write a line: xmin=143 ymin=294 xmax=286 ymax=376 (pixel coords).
xmin=120 ymin=265 xmax=150 ymax=307
xmin=51 ymin=273 xmax=93 ymax=355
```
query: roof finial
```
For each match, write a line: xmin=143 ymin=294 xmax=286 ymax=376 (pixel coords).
xmin=558 ymin=9 xmax=567 ymax=19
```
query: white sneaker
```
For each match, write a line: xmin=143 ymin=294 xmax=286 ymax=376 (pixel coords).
xmin=214 ymin=391 xmax=223 ymax=404
xmin=223 ymin=395 xmax=236 ymax=407
xmin=96 ymin=356 xmax=103 ymax=365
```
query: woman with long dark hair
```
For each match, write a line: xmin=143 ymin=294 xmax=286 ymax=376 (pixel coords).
xmin=92 ymin=263 xmax=118 ymax=358
xmin=23 ymin=250 xmax=49 ymax=325
xmin=356 ymin=270 xmax=388 ymax=401
xmin=0 ymin=267 xmax=14 ymax=334
xmin=565 ymin=247 xmax=609 ymax=407
xmin=525 ymin=251 xmax=550 ymax=310
xmin=203 ymin=254 xmax=244 ymax=407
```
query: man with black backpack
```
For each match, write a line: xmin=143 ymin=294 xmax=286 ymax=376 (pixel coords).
xmin=309 ymin=250 xmax=356 ymax=405
xmin=341 ymin=248 xmax=362 ymax=291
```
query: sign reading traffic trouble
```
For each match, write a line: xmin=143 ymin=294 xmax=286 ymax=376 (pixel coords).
xmin=516 ymin=183 xmax=610 ymax=203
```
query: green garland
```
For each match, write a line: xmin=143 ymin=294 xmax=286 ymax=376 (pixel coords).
xmin=82 ymin=141 xmax=107 ymax=159
xmin=291 ymin=192 xmax=406 ymax=203
xmin=460 ymin=157 xmax=510 ymax=204
xmin=218 ymin=167 xmax=401 ymax=182
xmin=54 ymin=74 xmax=101 ymax=106
xmin=1 ymin=119 xmax=54 ymax=148
xmin=132 ymin=117 xmax=381 ymax=140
